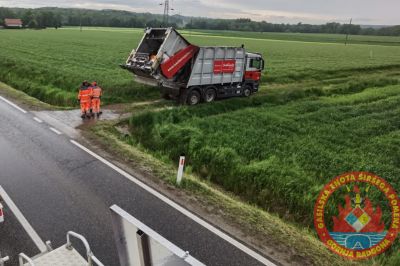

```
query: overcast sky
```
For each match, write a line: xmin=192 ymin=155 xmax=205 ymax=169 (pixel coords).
xmin=1 ymin=0 xmax=398 ymax=25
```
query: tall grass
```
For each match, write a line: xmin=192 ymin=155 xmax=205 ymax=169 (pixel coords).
xmin=128 ymin=82 xmax=400 ymax=257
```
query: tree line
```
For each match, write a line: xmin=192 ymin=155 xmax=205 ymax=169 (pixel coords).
xmin=0 ymin=7 xmax=180 ymax=29
xmin=0 ymin=7 xmax=61 ymax=28
xmin=186 ymin=18 xmax=400 ymax=36
xmin=1 ymin=7 xmax=399 ymax=36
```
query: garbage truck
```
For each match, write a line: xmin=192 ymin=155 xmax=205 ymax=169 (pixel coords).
xmin=121 ymin=28 xmax=265 ymax=105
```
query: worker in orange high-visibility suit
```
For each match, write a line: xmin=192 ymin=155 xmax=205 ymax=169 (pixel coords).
xmin=78 ymin=81 xmax=93 ymax=119
xmin=91 ymin=81 xmax=102 ymax=117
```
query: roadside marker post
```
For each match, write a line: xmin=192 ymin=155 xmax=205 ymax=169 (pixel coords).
xmin=0 ymin=203 xmax=4 ymax=223
xmin=176 ymin=155 xmax=185 ymax=185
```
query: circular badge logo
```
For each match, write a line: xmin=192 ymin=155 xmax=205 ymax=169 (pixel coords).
xmin=314 ymin=172 xmax=399 ymax=260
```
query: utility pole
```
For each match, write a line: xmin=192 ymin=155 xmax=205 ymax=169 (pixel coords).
xmin=79 ymin=11 xmax=82 ymax=32
xmin=160 ymin=0 xmax=175 ymax=27
xmin=345 ymin=18 xmax=352 ymax=45
xmin=163 ymin=0 xmax=170 ymax=26
xmin=189 ymin=18 xmax=193 ymax=37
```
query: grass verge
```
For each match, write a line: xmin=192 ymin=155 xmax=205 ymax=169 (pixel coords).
xmin=87 ymin=121 xmax=364 ymax=266
xmin=0 ymin=81 xmax=65 ymax=111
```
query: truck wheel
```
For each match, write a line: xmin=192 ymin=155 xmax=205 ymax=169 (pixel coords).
xmin=204 ymin=88 xmax=216 ymax=103
xmin=187 ymin=90 xmax=201 ymax=105
xmin=243 ymin=86 xmax=252 ymax=97
xmin=161 ymin=92 xmax=171 ymax=100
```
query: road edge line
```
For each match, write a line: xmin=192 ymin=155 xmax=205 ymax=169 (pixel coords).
xmin=33 ymin=117 xmax=43 ymax=123
xmin=0 ymin=96 xmax=27 ymax=114
xmin=0 ymin=186 xmax=47 ymax=253
xmin=49 ymin=127 xmax=62 ymax=135
xmin=70 ymin=139 xmax=275 ymax=266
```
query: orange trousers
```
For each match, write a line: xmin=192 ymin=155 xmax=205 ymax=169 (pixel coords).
xmin=91 ymin=98 xmax=101 ymax=113
xmin=80 ymin=101 xmax=91 ymax=114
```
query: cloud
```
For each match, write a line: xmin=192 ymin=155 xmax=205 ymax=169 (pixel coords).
xmin=0 ymin=0 xmax=398 ymax=25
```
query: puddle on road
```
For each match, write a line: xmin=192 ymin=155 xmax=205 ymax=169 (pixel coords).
xmin=32 ymin=109 xmax=121 ymax=138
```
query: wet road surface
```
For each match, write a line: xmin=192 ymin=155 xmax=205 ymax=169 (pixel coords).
xmin=0 ymin=96 xmax=270 ymax=266
xmin=0 ymin=204 xmax=39 ymax=265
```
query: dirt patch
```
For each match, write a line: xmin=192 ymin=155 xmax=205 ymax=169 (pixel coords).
xmin=105 ymin=99 xmax=166 ymax=114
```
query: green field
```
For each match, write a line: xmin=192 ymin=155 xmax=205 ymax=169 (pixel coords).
xmin=1 ymin=27 xmax=400 ymax=105
xmin=0 ymin=28 xmax=159 ymax=106
xmin=1 ymin=27 xmax=400 ymax=263
xmin=182 ymin=29 xmax=400 ymax=46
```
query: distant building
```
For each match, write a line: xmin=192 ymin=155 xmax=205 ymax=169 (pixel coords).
xmin=4 ymin=18 xmax=23 ymax=29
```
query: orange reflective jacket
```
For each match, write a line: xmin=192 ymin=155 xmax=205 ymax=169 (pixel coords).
xmin=78 ymin=87 xmax=93 ymax=102
xmin=92 ymin=86 xmax=102 ymax=98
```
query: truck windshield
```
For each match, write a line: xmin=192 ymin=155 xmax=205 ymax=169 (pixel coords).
xmin=250 ymin=58 xmax=262 ymax=70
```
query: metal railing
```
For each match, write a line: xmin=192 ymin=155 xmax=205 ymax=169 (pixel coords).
xmin=66 ymin=231 xmax=104 ymax=266
xmin=0 ymin=253 xmax=9 ymax=266
xmin=18 ymin=253 xmax=34 ymax=266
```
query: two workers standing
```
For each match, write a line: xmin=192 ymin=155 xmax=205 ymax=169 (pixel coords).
xmin=78 ymin=81 xmax=103 ymax=119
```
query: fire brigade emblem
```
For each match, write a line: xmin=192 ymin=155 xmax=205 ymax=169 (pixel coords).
xmin=314 ymin=172 xmax=399 ymax=260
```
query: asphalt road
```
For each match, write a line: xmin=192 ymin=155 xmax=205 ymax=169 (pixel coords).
xmin=0 ymin=97 xmax=270 ymax=266
xmin=0 ymin=204 xmax=39 ymax=265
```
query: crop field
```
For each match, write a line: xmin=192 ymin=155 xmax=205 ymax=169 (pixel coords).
xmin=1 ymin=27 xmax=400 ymax=263
xmin=1 ymin=27 xmax=400 ymax=105
xmin=0 ymin=28 xmax=157 ymax=106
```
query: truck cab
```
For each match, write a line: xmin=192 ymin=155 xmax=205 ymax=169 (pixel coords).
xmin=244 ymin=53 xmax=264 ymax=95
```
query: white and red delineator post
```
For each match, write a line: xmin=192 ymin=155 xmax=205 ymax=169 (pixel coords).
xmin=176 ymin=156 xmax=185 ymax=185
xmin=0 ymin=202 xmax=4 ymax=223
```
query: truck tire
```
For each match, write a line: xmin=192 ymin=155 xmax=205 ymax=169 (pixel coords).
xmin=204 ymin=88 xmax=216 ymax=103
xmin=178 ymin=88 xmax=188 ymax=105
xmin=161 ymin=92 xmax=171 ymax=100
xmin=243 ymin=86 xmax=252 ymax=97
xmin=187 ymin=90 xmax=201 ymax=105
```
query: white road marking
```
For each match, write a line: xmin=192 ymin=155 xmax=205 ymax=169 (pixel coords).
xmin=33 ymin=117 xmax=43 ymax=123
xmin=0 ymin=186 xmax=47 ymax=253
xmin=49 ymin=127 xmax=62 ymax=135
xmin=70 ymin=140 xmax=275 ymax=266
xmin=0 ymin=96 xmax=27 ymax=114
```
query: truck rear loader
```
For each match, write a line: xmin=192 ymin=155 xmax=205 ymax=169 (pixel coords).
xmin=121 ymin=28 xmax=265 ymax=105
